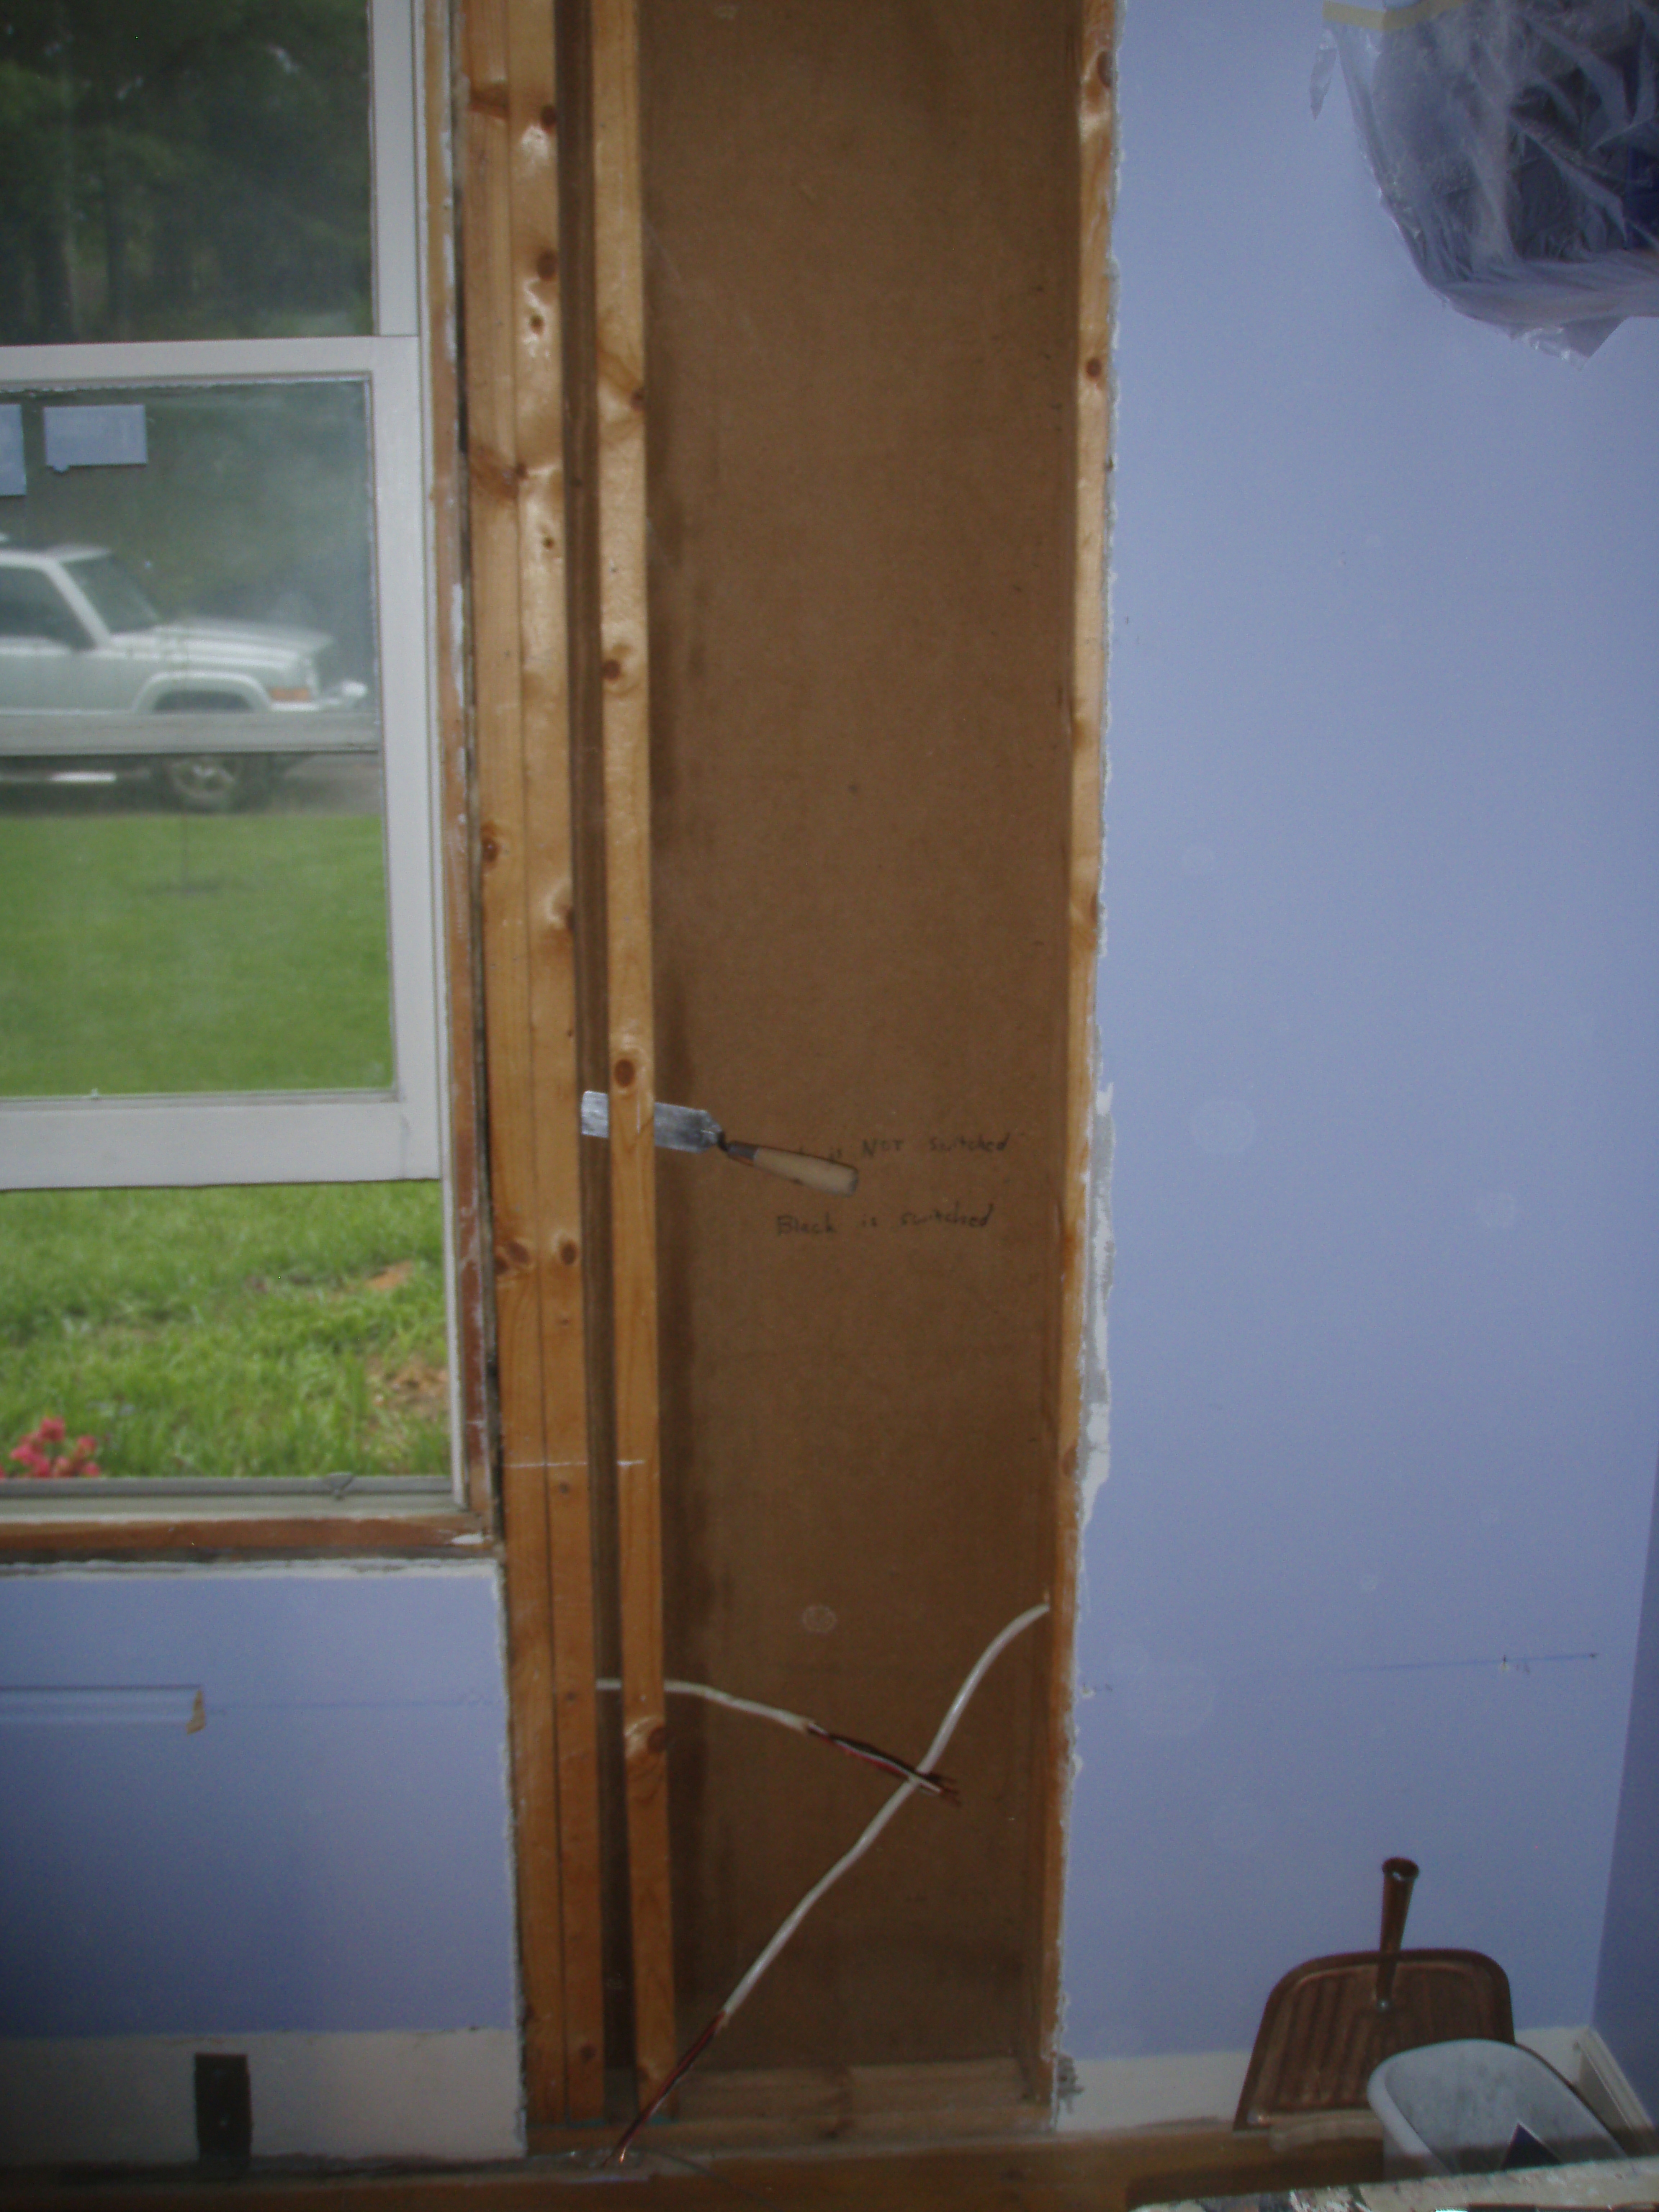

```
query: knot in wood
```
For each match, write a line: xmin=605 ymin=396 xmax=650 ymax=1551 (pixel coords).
xmin=601 ymin=655 xmax=623 ymax=683
xmin=612 ymin=1056 xmax=636 ymax=1088
xmin=1084 ymin=356 xmax=1103 ymax=382
xmin=536 ymin=249 xmax=558 ymax=282
xmin=496 ymin=1236 xmax=531 ymax=1272
xmin=479 ymin=824 xmax=502 ymax=865
xmin=539 ymin=103 xmax=556 ymax=130
xmin=470 ymin=447 xmax=518 ymax=503
xmin=558 ymin=1238 xmax=579 ymax=1267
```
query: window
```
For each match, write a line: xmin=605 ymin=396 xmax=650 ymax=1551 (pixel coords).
xmin=0 ymin=1 xmax=461 ymax=1505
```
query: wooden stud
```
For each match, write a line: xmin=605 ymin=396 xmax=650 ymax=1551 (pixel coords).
xmin=590 ymin=0 xmax=678 ymax=2107
xmin=459 ymin=0 xmax=570 ymax=2126
xmin=503 ymin=0 xmax=607 ymax=2122
xmin=424 ymin=0 xmax=494 ymax=1526
xmin=1033 ymin=0 xmax=1117 ymax=2105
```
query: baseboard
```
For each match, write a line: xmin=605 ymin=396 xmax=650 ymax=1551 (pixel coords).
xmin=1058 ymin=2027 xmax=1599 ymax=2139
xmin=1057 ymin=2049 xmax=1251 ymax=2134
xmin=0 ymin=2028 xmax=521 ymax=2167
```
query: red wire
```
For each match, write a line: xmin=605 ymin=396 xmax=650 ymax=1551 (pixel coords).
xmin=609 ymin=2009 xmax=728 ymax=2164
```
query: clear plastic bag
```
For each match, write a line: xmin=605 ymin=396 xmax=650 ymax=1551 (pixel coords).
xmin=1316 ymin=0 xmax=1659 ymax=353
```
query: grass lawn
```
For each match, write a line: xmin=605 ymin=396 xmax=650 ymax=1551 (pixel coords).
xmin=0 ymin=1182 xmax=450 ymax=1480
xmin=0 ymin=811 xmax=393 ymax=1097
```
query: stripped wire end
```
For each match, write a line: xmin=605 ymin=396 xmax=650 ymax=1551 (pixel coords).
xmin=808 ymin=1725 xmax=960 ymax=1802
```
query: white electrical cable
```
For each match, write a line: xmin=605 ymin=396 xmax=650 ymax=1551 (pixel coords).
xmin=596 ymin=1673 xmax=956 ymax=1794
xmin=721 ymin=1601 xmax=1048 ymax=2017
xmin=610 ymin=1599 xmax=1051 ymax=2159
xmin=597 ymin=1676 xmax=814 ymax=1737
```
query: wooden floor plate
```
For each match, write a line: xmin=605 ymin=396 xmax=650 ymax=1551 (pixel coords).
xmin=1 ymin=2121 xmax=1386 ymax=2211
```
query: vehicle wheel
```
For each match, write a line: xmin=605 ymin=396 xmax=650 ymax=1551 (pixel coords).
xmin=159 ymin=753 xmax=275 ymax=814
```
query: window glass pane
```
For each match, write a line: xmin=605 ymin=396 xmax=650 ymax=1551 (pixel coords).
xmin=0 ymin=379 xmax=392 ymax=1100
xmin=0 ymin=1182 xmax=449 ymax=1479
xmin=0 ymin=1 xmax=371 ymax=344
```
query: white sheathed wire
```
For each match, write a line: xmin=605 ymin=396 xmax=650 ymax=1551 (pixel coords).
xmin=608 ymin=1600 xmax=1051 ymax=2159
xmin=596 ymin=1676 xmax=812 ymax=1736
xmin=721 ymin=1601 xmax=1049 ymax=2019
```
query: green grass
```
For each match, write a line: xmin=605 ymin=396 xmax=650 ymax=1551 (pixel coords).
xmin=0 ymin=813 xmax=393 ymax=1097
xmin=0 ymin=1183 xmax=449 ymax=1480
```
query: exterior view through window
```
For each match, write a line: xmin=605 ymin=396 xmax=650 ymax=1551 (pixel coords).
xmin=0 ymin=0 xmax=372 ymax=347
xmin=0 ymin=1 xmax=453 ymax=1498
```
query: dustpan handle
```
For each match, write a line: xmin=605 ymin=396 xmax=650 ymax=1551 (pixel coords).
xmin=1375 ymin=1856 xmax=1419 ymax=2010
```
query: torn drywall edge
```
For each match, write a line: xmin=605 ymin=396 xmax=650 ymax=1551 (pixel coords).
xmin=1082 ymin=1086 xmax=1115 ymax=1537
xmin=1078 ymin=0 xmax=1124 ymax=1557
xmin=1053 ymin=0 xmax=1123 ymax=2098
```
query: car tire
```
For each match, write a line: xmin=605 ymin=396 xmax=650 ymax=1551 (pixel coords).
xmin=158 ymin=752 xmax=276 ymax=814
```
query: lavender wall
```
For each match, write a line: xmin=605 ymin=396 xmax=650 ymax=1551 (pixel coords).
xmin=0 ymin=1567 xmax=516 ymax=2036
xmin=1063 ymin=1 xmax=1659 ymax=2061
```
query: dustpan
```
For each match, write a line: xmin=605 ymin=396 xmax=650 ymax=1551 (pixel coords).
xmin=1234 ymin=1858 xmax=1514 ymax=2128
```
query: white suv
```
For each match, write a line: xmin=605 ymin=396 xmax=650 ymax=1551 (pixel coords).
xmin=0 ymin=543 xmax=372 ymax=811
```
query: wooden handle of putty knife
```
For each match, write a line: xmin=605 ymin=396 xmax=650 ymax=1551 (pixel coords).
xmin=724 ymin=1143 xmax=859 ymax=1197
xmin=1375 ymin=1856 xmax=1419 ymax=2011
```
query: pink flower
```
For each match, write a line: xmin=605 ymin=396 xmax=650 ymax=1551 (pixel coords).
xmin=9 ymin=1419 xmax=102 ymax=1478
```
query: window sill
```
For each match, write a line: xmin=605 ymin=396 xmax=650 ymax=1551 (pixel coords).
xmin=0 ymin=1476 xmax=497 ymax=1560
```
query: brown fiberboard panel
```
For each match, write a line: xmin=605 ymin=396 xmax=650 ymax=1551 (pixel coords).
xmin=637 ymin=0 xmax=1079 ymax=2071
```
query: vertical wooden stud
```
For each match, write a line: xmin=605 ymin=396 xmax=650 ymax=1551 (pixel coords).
xmin=461 ymin=0 xmax=567 ymax=2123
xmin=459 ymin=0 xmax=605 ymax=2126
xmin=505 ymin=0 xmax=608 ymax=2124
xmin=423 ymin=0 xmax=493 ymax=1520
xmin=590 ymin=0 xmax=678 ymax=2107
xmin=1034 ymin=0 xmax=1116 ymax=2103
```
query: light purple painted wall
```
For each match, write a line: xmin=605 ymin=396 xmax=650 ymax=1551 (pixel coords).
xmin=1063 ymin=1 xmax=1659 ymax=2061
xmin=1593 ymin=1464 xmax=1659 ymax=2110
xmin=0 ymin=1568 xmax=516 ymax=2035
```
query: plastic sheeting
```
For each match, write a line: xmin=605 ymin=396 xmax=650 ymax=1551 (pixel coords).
xmin=1316 ymin=0 xmax=1659 ymax=353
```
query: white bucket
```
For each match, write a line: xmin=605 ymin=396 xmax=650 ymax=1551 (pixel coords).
xmin=1367 ymin=2039 xmax=1621 ymax=2178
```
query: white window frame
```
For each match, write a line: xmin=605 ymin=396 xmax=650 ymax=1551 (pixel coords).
xmin=0 ymin=0 xmax=441 ymax=1191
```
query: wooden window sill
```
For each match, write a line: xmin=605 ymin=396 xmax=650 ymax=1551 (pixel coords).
xmin=0 ymin=1478 xmax=497 ymax=1560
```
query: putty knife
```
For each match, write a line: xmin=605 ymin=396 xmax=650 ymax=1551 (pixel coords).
xmin=580 ymin=1091 xmax=858 ymax=1197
